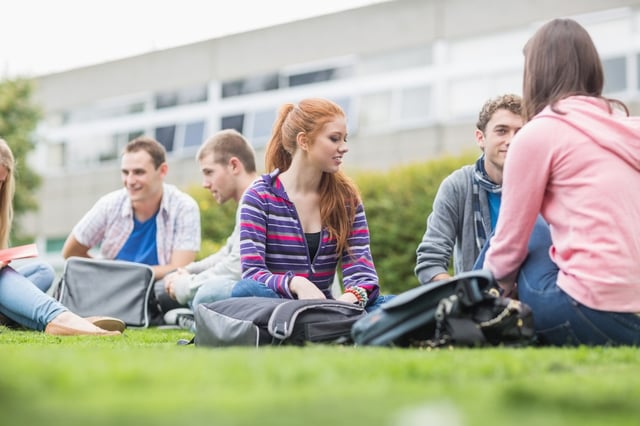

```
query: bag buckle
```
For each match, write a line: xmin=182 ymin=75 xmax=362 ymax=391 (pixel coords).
xmin=455 ymin=276 xmax=485 ymax=307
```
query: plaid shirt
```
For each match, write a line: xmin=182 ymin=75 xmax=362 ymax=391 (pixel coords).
xmin=72 ymin=184 xmax=200 ymax=264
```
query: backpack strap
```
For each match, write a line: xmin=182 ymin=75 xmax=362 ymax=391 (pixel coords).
xmin=454 ymin=269 xmax=495 ymax=307
xmin=268 ymin=299 xmax=364 ymax=341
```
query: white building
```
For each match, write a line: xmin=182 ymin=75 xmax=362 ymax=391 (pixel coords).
xmin=26 ymin=0 xmax=640 ymax=266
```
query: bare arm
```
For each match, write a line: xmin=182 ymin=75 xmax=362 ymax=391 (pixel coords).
xmin=152 ymin=249 xmax=196 ymax=280
xmin=61 ymin=235 xmax=92 ymax=259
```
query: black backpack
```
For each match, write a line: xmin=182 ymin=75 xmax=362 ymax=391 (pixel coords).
xmin=351 ymin=270 xmax=535 ymax=348
xmin=194 ymin=297 xmax=366 ymax=347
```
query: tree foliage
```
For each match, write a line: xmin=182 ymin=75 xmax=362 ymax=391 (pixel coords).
xmin=0 ymin=78 xmax=42 ymax=241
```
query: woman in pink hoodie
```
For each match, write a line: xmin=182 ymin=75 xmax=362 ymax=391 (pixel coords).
xmin=483 ymin=18 xmax=640 ymax=346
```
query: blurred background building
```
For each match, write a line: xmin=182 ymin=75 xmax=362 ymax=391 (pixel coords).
xmin=25 ymin=0 xmax=640 ymax=266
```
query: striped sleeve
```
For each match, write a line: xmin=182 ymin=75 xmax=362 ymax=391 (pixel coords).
xmin=341 ymin=202 xmax=380 ymax=303
xmin=239 ymin=186 xmax=294 ymax=298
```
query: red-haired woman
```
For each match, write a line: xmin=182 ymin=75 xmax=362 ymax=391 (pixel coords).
xmin=233 ymin=98 xmax=392 ymax=311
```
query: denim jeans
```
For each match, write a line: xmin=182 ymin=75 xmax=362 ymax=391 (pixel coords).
xmin=16 ymin=260 xmax=56 ymax=293
xmin=0 ymin=266 xmax=66 ymax=331
xmin=476 ymin=216 xmax=640 ymax=346
xmin=231 ymin=279 xmax=395 ymax=313
xmin=190 ymin=277 xmax=237 ymax=308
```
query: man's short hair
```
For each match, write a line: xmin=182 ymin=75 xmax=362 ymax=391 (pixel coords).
xmin=123 ymin=136 xmax=167 ymax=169
xmin=476 ymin=94 xmax=523 ymax=132
xmin=197 ymin=129 xmax=256 ymax=173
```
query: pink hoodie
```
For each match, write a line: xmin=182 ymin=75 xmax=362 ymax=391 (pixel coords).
xmin=484 ymin=96 xmax=640 ymax=312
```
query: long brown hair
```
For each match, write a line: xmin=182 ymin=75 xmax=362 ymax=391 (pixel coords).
xmin=522 ymin=18 xmax=628 ymax=121
xmin=0 ymin=139 xmax=16 ymax=249
xmin=265 ymin=98 xmax=360 ymax=255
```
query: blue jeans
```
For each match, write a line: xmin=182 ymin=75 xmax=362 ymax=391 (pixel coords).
xmin=231 ymin=279 xmax=395 ymax=313
xmin=16 ymin=260 xmax=56 ymax=293
xmin=190 ymin=277 xmax=237 ymax=308
xmin=475 ymin=216 xmax=640 ymax=346
xmin=0 ymin=266 xmax=66 ymax=331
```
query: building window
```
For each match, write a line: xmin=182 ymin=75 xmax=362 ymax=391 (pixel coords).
xmin=128 ymin=130 xmax=144 ymax=141
xmin=155 ymin=84 xmax=208 ymax=109
xmin=128 ymin=102 xmax=146 ymax=114
xmin=221 ymin=114 xmax=245 ymax=133
xmin=179 ymin=85 xmax=208 ymax=104
xmin=222 ymin=73 xmax=279 ymax=98
xmin=105 ymin=130 xmax=144 ymax=163
xmin=183 ymin=121 xmax=205 ymax=149
xmin=248 ymin=108 xmax=277 ymax=148
xmin=155 ymin=92 xmax=178 ymax=109
xmin=155 ymin=125 xmax=176 ymax=152
xmin=603 ymin=56 xmax=626 ymax=94
xmin=288 ymin=68 xmax=337 ymax=87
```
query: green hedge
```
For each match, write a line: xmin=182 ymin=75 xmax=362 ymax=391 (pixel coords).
xmin=186 ymin=186 xmax=238 ymax=257
xmin=354 ymin=152 xmax=477 ymax=294
xmin=187 ymin=151 xmax=477 ymax=295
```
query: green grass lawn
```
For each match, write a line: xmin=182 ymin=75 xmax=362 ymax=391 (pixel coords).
xmin=0 ymin=327 xmax=638 ymax=426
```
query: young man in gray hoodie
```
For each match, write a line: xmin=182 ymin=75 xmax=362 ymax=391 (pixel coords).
xmin=415 ymin=94 xmax=523 ymax=285
xmin=163 ymin=129 xmax=258 ymax=328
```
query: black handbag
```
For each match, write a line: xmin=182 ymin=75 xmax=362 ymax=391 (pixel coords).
xmin=351 ymin=270 xmax=535 ymax=348
xmin=423 ymin=286 xmax=536 ymax=348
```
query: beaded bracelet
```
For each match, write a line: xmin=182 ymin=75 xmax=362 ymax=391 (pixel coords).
xmin=345 ymin=286 xmax=369 ymax=308
xmin=345 ymin=288 xmax=364 ymax=307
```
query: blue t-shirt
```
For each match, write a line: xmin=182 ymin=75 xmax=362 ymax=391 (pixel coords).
xmin=115 ymin=212 xmax=159 ymax=265
xmin=487 ymin=192 xmax=501 ymax=231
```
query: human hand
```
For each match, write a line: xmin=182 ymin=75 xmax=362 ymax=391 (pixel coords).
xmin=290 ymin=276 xmax=326 ymax=300
xmin=0 ymin=260 xmax=8 ymax=269
xmin=165 ymin=268 xmax=187 ymax=282
xmin=164 ymin=273 xmax=180 ymax=300
xmin=430 ymin=273 xmax=452 ymax=282
xmin=338 ymin=292 xmax=358 ymax=304
xmin=498 ymin=281 xmax=518 ymax=299
xmin=164 ymin=280 xmax=176 ymax=300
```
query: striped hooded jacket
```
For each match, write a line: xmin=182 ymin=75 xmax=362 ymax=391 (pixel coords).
xmin=239 ymin=169 xmax=380 ymax=303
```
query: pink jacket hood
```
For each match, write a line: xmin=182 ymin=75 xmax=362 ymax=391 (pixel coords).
xmin=535 ymin=96 xmax=640 ymax=172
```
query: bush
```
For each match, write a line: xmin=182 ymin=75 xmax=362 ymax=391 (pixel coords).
xmin=354 ymin=152 xmax=477 ymax=294
xmin=189 ymin=151 xmax=478 ymax=294
xmin=186 ymin=186 xmax=236 ymax=261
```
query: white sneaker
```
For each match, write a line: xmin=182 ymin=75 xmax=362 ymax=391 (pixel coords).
xmin=177 ymin=314 xmax=195 ymax=332
xmin=163 ymin=308 xmax=194 ymax=325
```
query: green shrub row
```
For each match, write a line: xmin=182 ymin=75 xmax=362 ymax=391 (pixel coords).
xmin=187 ymin=151 xmax=478 ymax=295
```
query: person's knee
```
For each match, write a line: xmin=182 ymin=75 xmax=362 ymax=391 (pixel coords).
xmin=230 ymin=280 xmax=254 ymax=297
xmin=30 ymin=263 xmax=56 ymax=293
xmin=192 ymin=279 xmax=235 ymax=306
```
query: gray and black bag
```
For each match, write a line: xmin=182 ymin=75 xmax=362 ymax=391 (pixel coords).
xmin=194 ymin=297 xmax=366 ymax=347
xmin=55 ymin=256 xmax=155 ymax=327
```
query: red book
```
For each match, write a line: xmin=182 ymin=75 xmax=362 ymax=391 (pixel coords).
xmin=0 ymin=243 xmax=39 ymax=263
